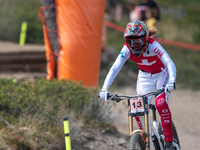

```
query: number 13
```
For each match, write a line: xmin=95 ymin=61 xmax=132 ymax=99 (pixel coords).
xmin=132 ymin=101 xmax=142 ymax=108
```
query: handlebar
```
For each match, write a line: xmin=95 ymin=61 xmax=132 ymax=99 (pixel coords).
xmin=107 ymin=88 xmax=165 ymax=102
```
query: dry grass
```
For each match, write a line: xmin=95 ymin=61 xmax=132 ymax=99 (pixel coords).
xmin=0 ymin=114 xmax=65 ymax=149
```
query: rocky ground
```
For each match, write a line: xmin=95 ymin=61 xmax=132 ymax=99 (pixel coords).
xmin=71 ymin=128 xmax=129 ymax=150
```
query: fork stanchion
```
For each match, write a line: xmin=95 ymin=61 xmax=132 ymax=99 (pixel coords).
xmin=63 ymin=117 xmax=71 ymax=150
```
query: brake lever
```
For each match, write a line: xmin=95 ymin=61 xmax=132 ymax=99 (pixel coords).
xmin=108 ymin=94 xmax=122 ymax=102
xmin=115 ymin=97 xmax=122 ymax=103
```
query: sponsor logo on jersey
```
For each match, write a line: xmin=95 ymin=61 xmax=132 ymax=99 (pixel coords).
xmin=154 ymin=47 xmax=163 ymax=58
xmin=120 ymin=52 xmax=125 ymax=58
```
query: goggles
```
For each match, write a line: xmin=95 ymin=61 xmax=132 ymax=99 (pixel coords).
xmin=125 ymin=37 xmax=146 ymax=51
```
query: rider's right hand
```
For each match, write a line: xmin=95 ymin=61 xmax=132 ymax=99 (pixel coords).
xmin=98 ymin=89 xmax=109 ymax=101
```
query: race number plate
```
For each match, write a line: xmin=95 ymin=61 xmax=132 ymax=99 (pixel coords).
xmin=130 ymin=98 xmax=145 ymax=114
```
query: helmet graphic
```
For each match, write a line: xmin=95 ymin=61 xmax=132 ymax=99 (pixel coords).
xmin=124 ymin=20 xmax=149 ymax=57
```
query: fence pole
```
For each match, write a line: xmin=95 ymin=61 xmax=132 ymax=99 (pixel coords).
xmin=19 ymin=21 xmax=28 ymax=46
xmin=63 ymin=117 xmax=71 ymax=150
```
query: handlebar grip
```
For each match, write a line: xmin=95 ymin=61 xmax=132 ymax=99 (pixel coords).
xmin=157 ymin=88 xmax=165 ymax=94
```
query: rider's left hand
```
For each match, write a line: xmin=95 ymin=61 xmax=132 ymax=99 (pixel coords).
xmin=165 ymin=81 xmax=176 ymax=93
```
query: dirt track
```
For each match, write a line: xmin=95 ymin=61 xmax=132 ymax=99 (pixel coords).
xmin=108 ymin=86 xmax=200 ymax=150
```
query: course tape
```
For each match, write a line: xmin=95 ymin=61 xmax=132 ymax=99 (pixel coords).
xmin=105 ymin=20 xmax=200 ymax=52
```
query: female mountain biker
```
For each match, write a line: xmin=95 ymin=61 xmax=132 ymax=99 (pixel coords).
xmin=99 ymin=20 xmax=177 ymax=150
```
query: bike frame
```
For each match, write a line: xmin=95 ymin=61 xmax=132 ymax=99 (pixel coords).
xmin=128 ymin=97 xmax=149 ymax=150
xmin=128 ymin=96 xmax=164 ymax=150
xmin=107 ymin=89 xmax=180 ymax=150
xmin=110 ymin=89 xmax=165 ymax=150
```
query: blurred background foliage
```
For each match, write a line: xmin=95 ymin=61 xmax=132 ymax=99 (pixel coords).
xmin=103 ymin=0 xmax=200 ymax=90
xmin=0 ymin=0 xmax=43 ymax=44
xmin=0 ymin=0 xmax=200 ymax=44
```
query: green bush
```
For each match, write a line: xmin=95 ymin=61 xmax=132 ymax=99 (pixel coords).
xmin=0 ymin=78 xmax=107 ymax=149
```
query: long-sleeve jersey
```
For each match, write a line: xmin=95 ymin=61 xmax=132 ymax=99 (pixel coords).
xmin=102 ymin=38 xmax=177 ymax=90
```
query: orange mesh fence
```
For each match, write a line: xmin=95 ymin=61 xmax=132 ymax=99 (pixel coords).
xmin=105 ymin=20 xmax=200 ymax=52
xmin=156 ymin=38 xmax=200 ymax=52
xmin=39 ymin=8 xmax=56 ymax=80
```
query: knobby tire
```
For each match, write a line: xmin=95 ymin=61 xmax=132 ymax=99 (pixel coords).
xmin=129 ymin=133 xmax=145 ymax=150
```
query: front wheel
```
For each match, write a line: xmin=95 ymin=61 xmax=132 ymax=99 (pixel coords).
xmin=129 ymin=133 xmax=145 ymax=150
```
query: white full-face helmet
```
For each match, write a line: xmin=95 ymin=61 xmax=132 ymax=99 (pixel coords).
xmin=124 ymin=20 xmax=149 ymax=57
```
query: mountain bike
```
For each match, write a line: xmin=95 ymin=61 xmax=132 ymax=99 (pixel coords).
xmin=107 ymin=88 xmax=180 ymax=150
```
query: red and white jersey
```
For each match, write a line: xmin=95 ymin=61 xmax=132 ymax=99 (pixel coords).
xmin=102 ymin=38 xmax=176 ymax=90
